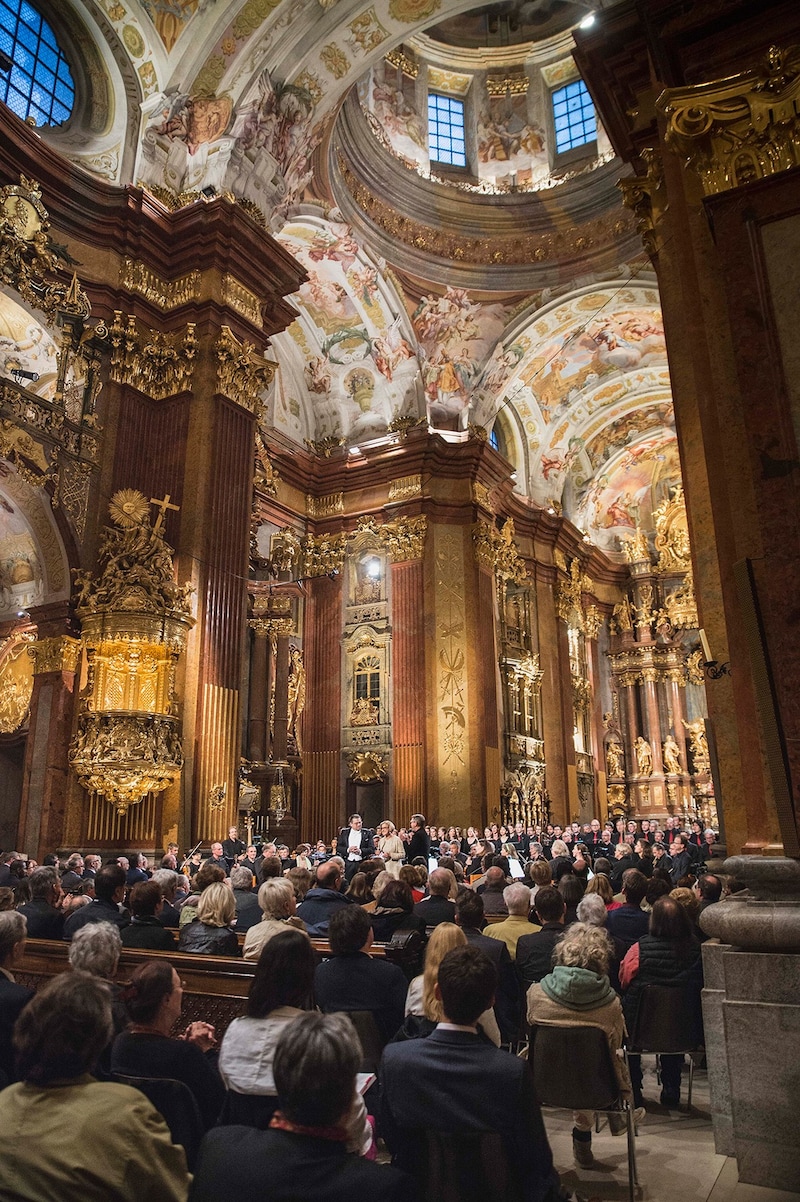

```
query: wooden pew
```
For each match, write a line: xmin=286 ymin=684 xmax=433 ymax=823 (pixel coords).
xmin=16 ymin=936 xmax=396 ymax=1039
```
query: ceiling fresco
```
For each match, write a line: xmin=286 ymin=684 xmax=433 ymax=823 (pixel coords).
xmin=0 ymin=294 xmax=59 ymax=402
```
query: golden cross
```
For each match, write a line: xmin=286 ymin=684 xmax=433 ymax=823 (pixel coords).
xmin=149 ymin=493 xmax=180 ymax=533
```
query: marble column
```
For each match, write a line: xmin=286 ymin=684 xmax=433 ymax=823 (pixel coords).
xmin=247 ymin=623 xmax=271 ymax=764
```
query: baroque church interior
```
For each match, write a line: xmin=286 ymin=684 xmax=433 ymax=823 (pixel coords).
xmin=1 ymin=0 xmax=800 ymax=1185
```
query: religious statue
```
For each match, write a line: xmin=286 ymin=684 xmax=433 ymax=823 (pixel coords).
xmin=662 ymin=733 xmax=682 ymax=776
xmin=605 ymin=738 xmax=624 ymax=779
xmin=635 ymin=735 xmax=653 ymax=777
xmin=683 ymin=718 xmax=711 ymax=775
xmin=613 ymin=595 xmax=633 ymax=633
xmin=635 ymin=583 xmax=655 ymax=629
xmin=287 ymin=644 xmax=306 ymax=753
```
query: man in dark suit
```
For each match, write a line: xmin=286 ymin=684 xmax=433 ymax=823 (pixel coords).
xmin=0 ymin=911 xmax=33 ymax=1081
xmin=455 ymin=890 xmax=518 ymax=1043
xmin=230 ymin=864 xmax=262 ymax=931
xmin=380 ymin=945 xmax=558 ymax=1202
xmin=125 ymin=853 xmax=150 ymax=887
xmin=17 ymin=866 xmax=64 ymax=940
xmin=413 ymin=868 xmax=456 ymax=927
xmin=222 ymin=826 xmax=246 ymax=868
xmin=191 ymin=1011 xmax=410 ymax=1201
xmin=605 ymin=868 xmax=650 ymax=954
xmin=120 ymin=881 xmax=176 ymax=951
xmin=314 ymin=905 xmax=407 ymax=1044
xmin=516 ymin=886 xmax=566 ymax=992
xmin=406 ymin=814 xmax=430 ymax=865
xmin=207 ymin=842 xmax=230 ymax=877
xmin=336 ymin=815 xmax=376 ymax=880
xmin=63 ymin=864 xmax=130 ymax=939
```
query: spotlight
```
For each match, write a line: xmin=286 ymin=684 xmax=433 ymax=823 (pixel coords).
xmin=579 ymin=11 xmax=596 ymax=28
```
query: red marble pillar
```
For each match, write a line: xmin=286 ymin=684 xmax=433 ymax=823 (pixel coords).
xmin=301 ymin=574 xmax=343 ymax=842
xmin=391 ymin=559 xmax=426 ymax=830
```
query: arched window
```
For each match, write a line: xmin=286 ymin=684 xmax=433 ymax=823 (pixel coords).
xmin=0 ymin=0 xmax=75 ymax=126
xmin=354 ymin=654 xmax=381 ymax=705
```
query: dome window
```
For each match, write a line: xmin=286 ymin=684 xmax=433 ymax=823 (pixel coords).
xmin=428 ymin=92 xmax=466 ymax=167
xmin=552 ymin=78 xmax=595 ymax=154
xmin=0 ymin=0 xmax=74 ymax=126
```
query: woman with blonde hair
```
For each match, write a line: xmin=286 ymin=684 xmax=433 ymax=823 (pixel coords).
xmin=377 ymin=820 xmax=405 ymax=879
xmin=179 ymin=881 xmax=240 ymax=956
xmin=402 ymin=922 xmax=500 ymax=1045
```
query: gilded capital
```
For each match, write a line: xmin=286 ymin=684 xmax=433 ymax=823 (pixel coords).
xmin=659 ymin=45 xmax=800 ymax=196
xmin=473 ymin=517 xmax=527 ymax=583
xmin=109 ymin=312 xmax=197 ymax=400
xmin=29 ymin=635 xmax=81 ymax=675
xmin=215 ymin=326 xmax=276 ymax=416
xmin=617 ymin=147 xmax=666 ymax=257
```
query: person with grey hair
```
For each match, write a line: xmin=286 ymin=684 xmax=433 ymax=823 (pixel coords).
xmin=0 ymin=972 xmax=190 ymax=1200
xmin=412 ymin=867 xmax=456 ymax=927
xmin=527 ymin=921 xmax=641 ymax=1167
xmin=243 ymin=877 xmax=306 ymax=962
xmin=231 ymin=864 xmax=261 ymax=932
xmin=484 ymin=882 xmax=538 ymax=959
xmin=150 ymin=867 xmax=181 ymax=928
xmin=191 ymin=1011 xmax=411 ymax=1201
xmin=69 ymin=920 xmax=122 ymax=979
xmin=18 ymin=865 xmax=65 ymax=940
xmin=0 ymin=911 xmax=32 ymax=1081
xmin=576 ymin=892 xmax=608 ymax=928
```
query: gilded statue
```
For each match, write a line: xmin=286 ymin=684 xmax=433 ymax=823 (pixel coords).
xmin=635 ymin=735 xmax=653 ymax=777
xmin=683 ymin=718 xmax=711 ymax=775
xmin=350 ymin=697 xmax=379 ymax=726
xmin=635 ymin=583 xmax=654 ymax=628
xmin=614 ymin=595 xmax=633 ymax=633
xmin=287 ymin=644 xmax=306 ymax=752
xmin=605 ymin=738 xmax=624 ymax=779
xmin=662 ymin=733 xmax=682 ymax=776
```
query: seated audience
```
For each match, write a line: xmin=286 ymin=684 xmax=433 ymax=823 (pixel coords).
xmin=484 ymin=883 xmax=538 ymax=959
xmin=605 ymin=869 xmax=649 ymax=953
xmin=370 ymin=879 xmax=427 ymax=943
xmin=286 ymin=866 xmax=313 ymax=903
xmin=296 ymin=860 xmax=351 ymax=934
xmin=0 ymin=972 xmax=190 ymax=1200
xmin=191 ymin=1012 xmax=410 ymax=1200
xmin=412 ymin=867 xmax=456 ymax=927
xmin=558 ymin=874 xmax=585 ymax=925
xmin=585 ymin=873 xmax=621 ymax=912
xmin=399 ymin=864 xmax=425 ymax=903
xmin=516 ymin=886 xmax=567 ymax=992
xmin=178 ymin=862 xmax=227 ymax=928
xmin=403 ymin=922 xmax=500 ymax=1045
xmin=230 ymin=864 xmax=261 ymax=931
xmin=121 ymin=881 xmax=177 ymax=951
xmin=527 ymin=921 xmax=640 ymax=1168
xmin=315 ymin=904 xmax=407 ymax=1044
xmin=620 ymin=896 xmax=704 ymax=1109
xmin=380 ymin=946 xmax=558 ymax=1202
xmin=17 ymin=866 xmax=65 ymax=940
xmin=575 ymin=893 xmax=608 ymax=928
xmin=150 ymin=868 xmax=182 ymax=928
xmin=243 ymin=878 xmax=307 ymax=962
xmin=112 ymin=959 xmax=224 ymax=1131
xmin=63 ymin=863 xmax=130 ymax=939
xmin=178 ymin=882 xmax=240 ymax=957
xmin=0 ymin=911 xmax=32 ymax=1081
xmin=481 ymin=866 xmax=510 ymax=914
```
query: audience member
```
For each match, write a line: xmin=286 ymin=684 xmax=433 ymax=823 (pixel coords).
xmin=0 ymin=911 xmax=32 ymax=1081
xmin=380 ymin=946 xmax=558 ymax=1202
xmin=412 ymin=868 xmax=456 ymax=926
xmin=112 ymin=959 xmax=224 ymax=1130
xmin=558 ymin=874 xmax=585 ymax=925
xmin=402 ymin=922 xmax=500 ymax=1045
xmin=527 ymin=922 xmax=640 ymax=1167
xmin=179 ymin=882 xmax=240 ymax=956
xmin=315 ymin=904 xmax=407 ymax=1044
xmin=481 ymin=866 xmax=510 ymax=914
xmin=150 ymin=868 xmax=182 ymax=928
xmin=179 ymin=862 xmax=227 ymax=928
xmin=63 ymin=863 xmax=129 ymax=939
xmin=0 ymin=972 xmax=189 ymax=1200
xmin=296 ymin=860 xmax=351 ymax=934
xmin=191 ymin=1012 xmax=410 ymax=1201
xmin=516 ymin=886 xmax=567 ymax=992
xmin=484 ymin=883 xmax=538 ymax=959
xmin=121 ymin=881 xmax=178 ymax=951
xmin=370 ymin=879 xmax=427 ymax=943
xmin=243 ymin=878 xmax=307 ymax=962
xmin=231 ymin=864 xmax=261 ymax=931
xmin=605 ymin=869 xmax=649 ymax=953
xmin=17 ymin=866 xmax=64 ymax=940
xmin=454 ymin=889 xmax=518 ymax=1044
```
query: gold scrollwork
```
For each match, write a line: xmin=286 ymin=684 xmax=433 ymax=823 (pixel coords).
xmin=0 ymin=630 xmax=35 ymax=732
xmin=307 ymin=492 xmax=345 ymax=517
xmin=348 ymin=750 xmax=387 ymax=781
xmin=659 ymin=45 xmax=800 ymax=196
xmin=215 ymin=326 xmax=276 ymax=416
xmin=389 ymin=475 xmax=422 ymax=502
xmin=120 ymin=259 xmax=200 ymax=311
xmin=555 ymin=557 xmax=593 ymax=629
xmin=305 ymin=435 xmax=346 ymax=457
xmin=617 ymin=147 xmax=666 ymax=257
xmin=108 ymin=312 xmax=197 ymax=400
xmin=653 ymin=484 xmax=691 ymax=573
xmin=473 ymin=517 xmax=527 ymax=583
xmin=222 ymin=275 xmax=263 ymax=327
xmin=302 ymin=531 xmax=348 ymax=577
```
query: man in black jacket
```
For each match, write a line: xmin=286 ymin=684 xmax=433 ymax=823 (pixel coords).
xmin=605 ymin=868 xmax=650 ymax=954
xmin=63 ymin=864 xmax=130 ymax=939
xmin=516 ymin=887 xmax=566 ymax=992
xmin=314 ymin=905 xmax=407 ymax=1044
xmin=336 ymin=815 xmax=376 ymax=880
xmin=455 ymin=890 xmax=518 ymax=1044
xmin=0 ymin=911 xmax=33 ymax=1081
xmin=191 ymin=1012 xmax=410 ymax=1201
xmin=17 ymin=867 xmax=64 ymax=940
xmin=406 ymin=814 xmax=430 ymax=864
xmin=413 ymin=868 xmax=456 ymax=927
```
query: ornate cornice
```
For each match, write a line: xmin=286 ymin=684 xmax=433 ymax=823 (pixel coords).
xmin=659 ymin=45 xmax=800 ymax=197
xmin=120 ymin=258 xmax=200 ymax=311
xmin=109 ymin=311 xmax=197 ymax=400
xmin=307 ymin=492 xmax=344 ymax=518
xmin=215 ymin=326 xmax=276 ymax=416
xmin=222 ymin=274 xmax=263 ymax=327
xmin=353 ymin=514 xmax=427 ymax=562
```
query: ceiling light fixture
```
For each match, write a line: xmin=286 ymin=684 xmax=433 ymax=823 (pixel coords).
xmin=579 ymin=11 xmax=596 ymax=28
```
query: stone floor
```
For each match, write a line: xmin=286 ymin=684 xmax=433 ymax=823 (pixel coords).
xmin=542 ymin=1061 xmax=800 ymax=1202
